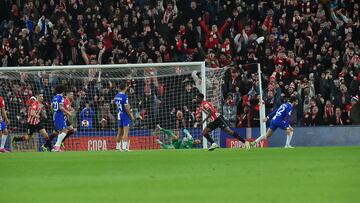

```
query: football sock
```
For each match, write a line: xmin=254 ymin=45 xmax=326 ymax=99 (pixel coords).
xmin=55 ymin=132 xmax=66 ymax=147
xmin=122 ymin=140 xmax=128 ymax=150
xmin=49 ymin=132 xmax=58 ymax=141
xmin=1 ymin=134 xmax=8 ymax=148
xmin=116 ymin=142 xmax=121 ymax=150
xmin=255 ymin=134 xmax=266 ymax=143
xmin=286 ymin=131 xmax=293 ymax=146
xmin=203 ymin=133 xmax=214 ymax=144
xmin=231 ymin=131 xmax=246 ymax=143
xmin=63 ymin=129 xmax=75 ymax=142
xmin=45 ymin=139 xmax=52 ymax=149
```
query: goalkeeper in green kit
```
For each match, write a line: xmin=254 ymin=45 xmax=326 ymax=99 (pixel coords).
xmin=156 ymin=125 xmax=201 ymax=149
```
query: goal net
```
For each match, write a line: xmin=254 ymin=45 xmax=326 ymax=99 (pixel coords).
xmin=1 ymin=62 xmax=225 ymax=151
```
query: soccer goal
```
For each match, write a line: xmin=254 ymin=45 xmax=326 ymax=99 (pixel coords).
xmin=1 ymin=62 xmax=229 ymax=151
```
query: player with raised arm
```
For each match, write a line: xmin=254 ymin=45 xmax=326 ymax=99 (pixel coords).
xmin=0 ymin=95 xmax=10 ymax=152
xmin=51 ymin=85 xmax=72 ymax=152
xmin=156 ymin=125 xmax=202 ymax=149
xmin=13 ymin=94 xmax=53 ymax=151
xmin=251 ymin=96 xmax=299 ymax=148
xmin=114 ymin=83 xmax=135 ymax=152
xmin=195 ymin=93 xmax=249 ymax=151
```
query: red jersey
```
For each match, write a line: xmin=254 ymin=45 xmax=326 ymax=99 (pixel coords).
xmin=64 ymin=98 xmax=72 ymax=111
xmin=27 ymin=101 xmax=43 ymax=125
xmin=0 ymin=96 xmax=5 ymax=122
xmin=200 ymin=100 xmax=220 ymax=122
xmin=64 ymin=97 xmax=72 ymax=119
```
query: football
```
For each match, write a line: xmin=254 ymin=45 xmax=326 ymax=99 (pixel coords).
xmin=81 ymin=120 xmax=89 ymax=127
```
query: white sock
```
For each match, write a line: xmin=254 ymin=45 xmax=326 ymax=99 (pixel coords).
xmin=55 ymin=132 xmax=67 ymax=147
xmin=255 ymin=135 xmax=266 ymax=143
xmin=1 ymin=134 xmax=8 ymax=148
xmin=122 ymin=140 xmax=127 ymax=150
xmin=116 ymin=142 xmax=121 ymax=150
xmin=286 ymin=131 xmax=293 ymax=146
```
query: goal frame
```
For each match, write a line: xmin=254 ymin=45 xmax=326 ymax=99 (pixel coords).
xmin=1 ymin=61 xmax=266 ymax=149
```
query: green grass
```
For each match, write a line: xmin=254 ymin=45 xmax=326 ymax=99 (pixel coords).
xmin=1 ymin=147 xmax=360 ymax=203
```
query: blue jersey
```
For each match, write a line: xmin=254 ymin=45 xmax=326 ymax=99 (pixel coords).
xmin=114 ymin=92 xmax=130 ymax=120
xmin=51 ymin=94 xmax=67 ymax=131
xmin=268 ymin=102 xmax=293 ymax=128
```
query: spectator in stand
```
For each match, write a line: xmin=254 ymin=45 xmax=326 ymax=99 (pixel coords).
xmin=79 ymin=101 xmax=95 ymax=130
xmin=222 ymin=93 xmax=237 ymax=128
xmin=330 ymin=107 xmax=350 ymax=126
xmin=304 ymin=105 xmax=324 ymax=126
xmin=0 ymin=0 xmax=359 ymax=129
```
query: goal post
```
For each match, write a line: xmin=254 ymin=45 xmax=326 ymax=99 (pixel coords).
xmin=2 ymin=61 xmax=225 ymax=151
xmin=257 ymin=63 xmax=267 ymax=139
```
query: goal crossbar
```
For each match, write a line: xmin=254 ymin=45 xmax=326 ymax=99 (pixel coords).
xmin=0 ymin=62 xmax=205 ymax=72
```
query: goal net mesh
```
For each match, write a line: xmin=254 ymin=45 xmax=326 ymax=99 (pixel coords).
xmin=1 ymin=64 xmax=224 ymax=151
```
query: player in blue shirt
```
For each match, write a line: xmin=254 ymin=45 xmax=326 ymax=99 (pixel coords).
xmin=114 ymin=83 xmax=135 ymax=152
xmin=51 ymin=85 xmax=72 ymax=152
xmin=252 ymin=96 xmax=299 ymax=148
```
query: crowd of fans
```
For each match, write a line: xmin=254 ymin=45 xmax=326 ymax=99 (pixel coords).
xmin=0 ymin=0 xmax=359 ymax=131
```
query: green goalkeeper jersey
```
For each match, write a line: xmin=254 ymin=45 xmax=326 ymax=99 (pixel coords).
xmin=172 ymin=137 xmax=194 ymax=149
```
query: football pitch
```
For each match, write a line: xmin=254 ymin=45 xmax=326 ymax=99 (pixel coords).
xmin=1 ymin=147 xmax=359 ymax=203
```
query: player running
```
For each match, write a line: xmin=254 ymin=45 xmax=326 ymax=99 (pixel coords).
xmin=0 ymin=95 xmax=10 ymax=152
xmin=48 ymin=91 xmax=75 ymax=149
xmin=12 ymin=94 xmax=52 ymax=151
xmin=195 ymin=93 xmax=249 ymax=151
xmin=251 ymin=96 xmax=299 ymax=148
xmin=114 ymin=83 xmax=135 ymax=152
xmin=51 ymin=85 xmax=72 ymax=152
xmin=156 ymin=125 xmax=201 ymax=149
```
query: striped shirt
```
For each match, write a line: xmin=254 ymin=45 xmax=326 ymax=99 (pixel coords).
xmin=27 ymin=101 xmax=43 ymax=125
xmin=200 ymin=100 xmax=220 ymax=122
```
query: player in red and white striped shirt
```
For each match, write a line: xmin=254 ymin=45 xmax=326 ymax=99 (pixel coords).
xmin=0 ymin=96 xmax=10 ymax=152
xmin=195 ymin=93 xmax=249 ymax=151
xmin=13 ymin=93 xmax=52 ymax=151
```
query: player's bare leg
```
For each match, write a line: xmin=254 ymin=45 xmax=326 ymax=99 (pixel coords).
xmin=202 ymin=128 xmax=218 ymax=151
xmin=116 ymin=128 xmax=123 ymax=151
xmin=39 ymin=129 xmax=52 ymax=151
xmin=284 ymin=126 xmax=294 ymax=148
xmin=252 ymin=129 xmax=273 ymax=147
xmin=122 ymin=126 xmax=130 ymax=152
xmin=223 ymin=127 xmax=249 ymax=149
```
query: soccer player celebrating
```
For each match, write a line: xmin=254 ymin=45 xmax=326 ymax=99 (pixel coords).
xmin=0 ymin=95 xmax=10 ymax=152
xmin=195 ymin=93 xmax=249 ymax=151
xmin=51 ymin=85 xmax=72 ymax=152
xmin=114 ymin=83 xmax=135 ymax=152
xmin=252 ymin=96 xmax=299 ymax=148
xmin=13 ymin=94 xmax=52 ymax=151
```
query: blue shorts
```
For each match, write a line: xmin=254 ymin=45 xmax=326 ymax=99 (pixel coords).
xmin=269 ymin=119 xmax=287 ymax=131
xmin=54 ymin=120 xmax=67 ymax=131
xmin=118 ymin=118 xmax=130 ymax=128
xmin=0 ymin=121 xmax=6 ymax=132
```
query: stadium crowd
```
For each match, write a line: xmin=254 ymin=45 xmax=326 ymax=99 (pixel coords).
xmin=0 ymin=0 xmax=359 ymax=131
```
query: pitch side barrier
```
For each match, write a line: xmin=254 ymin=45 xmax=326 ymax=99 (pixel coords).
xmin=8 ymin=126 xmax=359 ymax=151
